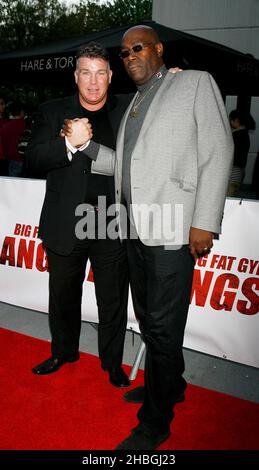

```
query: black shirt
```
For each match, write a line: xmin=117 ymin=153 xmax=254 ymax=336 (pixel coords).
xmin=81 ymin=104 xmax=115 ymax=206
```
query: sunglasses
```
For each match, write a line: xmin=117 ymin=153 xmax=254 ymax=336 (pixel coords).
xmin=119 ymin=42 xmax=155 ymax=59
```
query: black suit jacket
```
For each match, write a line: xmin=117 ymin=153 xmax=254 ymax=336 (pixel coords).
xmin=25 ymin=93 xmax=132 ymax=255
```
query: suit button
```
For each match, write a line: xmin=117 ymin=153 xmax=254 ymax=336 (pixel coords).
xmin=83 ymin=169 xmax=89 ymax=174
xmin=116 ymin=190 xmax=119 ymax=194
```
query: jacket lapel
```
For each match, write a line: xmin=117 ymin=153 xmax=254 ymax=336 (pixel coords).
xmin=116 ymin=94 xmax=136 ymax=173
xmin=132 ymin=73 xmax=175 ymax=151
xmin=117 ymin=73 xmax=176 ymax=166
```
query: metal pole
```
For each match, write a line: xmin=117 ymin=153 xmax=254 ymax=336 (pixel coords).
xmin=129 ymin=339 xmax=146 ymax=381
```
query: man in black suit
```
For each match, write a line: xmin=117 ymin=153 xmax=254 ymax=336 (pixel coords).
xmin=25 ymin=43 xmax=131 ymax=388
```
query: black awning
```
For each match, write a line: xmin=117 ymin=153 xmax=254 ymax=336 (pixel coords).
xmin=1 ymin=20 xmax=258 ymax=96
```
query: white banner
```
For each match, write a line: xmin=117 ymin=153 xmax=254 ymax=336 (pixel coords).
xmin=0 ymin=177 xmax=258 ymax=367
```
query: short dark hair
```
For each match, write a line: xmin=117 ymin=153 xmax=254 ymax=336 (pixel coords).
xmin=229 ymin=109 xmax=256 ymax=131
xmin=76 ymin=42 xmax=110 ymax=66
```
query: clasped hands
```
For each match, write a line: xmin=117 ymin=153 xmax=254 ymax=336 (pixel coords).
xmin=60 ymin=118 xmax=92 ymax=148
xmin=60 ymin=113 xmax=212 ymax=261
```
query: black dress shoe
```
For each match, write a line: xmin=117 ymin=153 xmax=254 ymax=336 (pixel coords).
xmin=124 ymin=385 xmax=185 ymax=404
xmin=32 ymin=354 xmax=79 ymax=375
xmin=107 ymin=366 xmax=130 ymax=388
xmin=115 ymin=425 xmax=170 ymax=450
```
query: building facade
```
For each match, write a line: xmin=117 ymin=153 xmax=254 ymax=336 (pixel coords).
xmin=152 ymin=0 xmax=259 ymax=185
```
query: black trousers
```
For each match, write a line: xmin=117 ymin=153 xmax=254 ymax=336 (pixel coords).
xmin=126 ymin=239 xmax=194 ymax=435
xmin=46 ymin=237 xmax=129 ymax=370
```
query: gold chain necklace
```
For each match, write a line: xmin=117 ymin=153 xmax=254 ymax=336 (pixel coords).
xmin=129 ymin=83 xmax=156 ymax=118
xmin=129 ymin=71 xmax=163 ymax=118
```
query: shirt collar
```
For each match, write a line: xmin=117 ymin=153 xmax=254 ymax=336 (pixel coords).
xmin=137 ymin=65 xmax=167 ymax=93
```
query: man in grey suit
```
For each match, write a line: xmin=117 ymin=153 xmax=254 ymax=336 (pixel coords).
xmin=82 ymin=25 xmax=233 ymax=450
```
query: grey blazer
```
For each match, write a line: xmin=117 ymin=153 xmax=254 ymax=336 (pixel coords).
xmin=92 ymin=70 xmax=234 ymax=246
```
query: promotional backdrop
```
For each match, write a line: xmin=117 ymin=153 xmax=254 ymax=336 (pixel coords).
xmin=0 ymin=177 xmax=258 ymax=367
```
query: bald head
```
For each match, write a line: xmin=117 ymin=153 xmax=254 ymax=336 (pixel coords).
xmin=122 ymin=25 xmax=160 ymax=44
xmin=121 ymin=25 xmax=164 ymax=85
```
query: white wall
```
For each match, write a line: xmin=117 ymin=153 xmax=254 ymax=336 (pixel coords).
xmin=153 ymin=0 xmax=259 ymax=185
xmin=152 ymin=0 xmax=259 ymax=57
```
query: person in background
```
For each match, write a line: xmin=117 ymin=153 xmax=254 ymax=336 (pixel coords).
xmin=89 ymin=25 xmax=234 ymax=450
xmin=0 ymin=95 xmax=8 ymax=126
xmin=17 ymin=113 xmax=34 ymax=159
xmin=0 ymin=100 xmax=25 ymax=177
xmin=227 ymin=109 xmax=256 ymax=197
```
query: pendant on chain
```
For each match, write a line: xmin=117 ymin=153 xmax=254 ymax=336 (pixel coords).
xmin=129 ymin=108 xmax=138 ymax=118
xmin=129 ymin=81 xmax=157 ymax=118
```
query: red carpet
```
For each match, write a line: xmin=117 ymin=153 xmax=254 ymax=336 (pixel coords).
xmin=0 ymin=327 xmax=259 ymax=450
